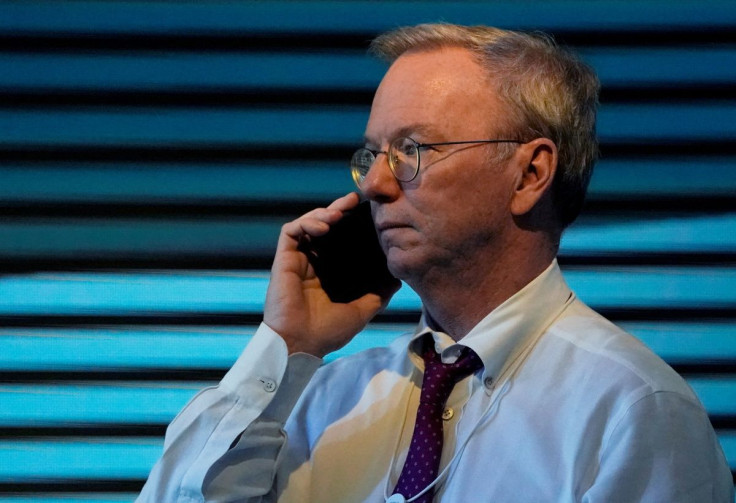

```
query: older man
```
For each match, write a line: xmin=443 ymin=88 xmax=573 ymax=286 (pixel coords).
xmin=139 ymin=24 xmax=733 ymax=502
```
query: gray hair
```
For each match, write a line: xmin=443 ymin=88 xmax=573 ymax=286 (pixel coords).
xmin=370 ymin=23 xmax=600 ymax=228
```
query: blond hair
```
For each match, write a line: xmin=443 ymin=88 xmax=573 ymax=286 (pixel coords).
xmin=370 ymin=23 xmax=600 ymax=227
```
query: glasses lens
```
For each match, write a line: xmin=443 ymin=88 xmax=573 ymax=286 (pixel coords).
xmin=389 ymin=137 xmax=419 ymax=181
xmin=350 ymin=148 xmax=375 ymax=187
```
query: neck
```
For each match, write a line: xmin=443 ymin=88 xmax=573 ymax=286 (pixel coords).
xmin=413 ymin=234 xmax=557 ymax=340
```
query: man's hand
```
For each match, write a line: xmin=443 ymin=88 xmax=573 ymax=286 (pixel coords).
xmin=263 ymin=192 xmax=400 ymax=358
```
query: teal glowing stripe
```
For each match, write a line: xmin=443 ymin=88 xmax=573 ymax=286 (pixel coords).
xmin=564 ymin=267 xmax=736 ymax=309
xmin=0 ymin=215 xmax=733 ymax=259
xmin=3 ymin=48 xmax=736 ymax=90
xmin=588 ymin=158 xmax=736 ymax=198
xmin=2 ymin=321 xmax=735 ymax=371
xmin=0 ymin=438 xmax=162 ymax=480
xmin=598 ymin=103 xmax=736 ymax=141
xmin=687 ymin=377 xmax=736 ymax=417
xmin=580 ymin=47 xmax=736 ymax=86
xmin=0 ymin=271 xmax=275 ymax=315
xmin=0 ymin=108 xmax=369 ymax=147
xmin=2 ymin=1 xmax=735 ymax=33
xmin=718 ymin=431 xmax=736 ymax=470
xmin=2 ymin=104 xmax=735 ymax=147
xmin=562 ymin=213 xmax=736 ymax=254
xmin=0 ymin=433 xmax=732 ymax=483
xmin=1 ymin=158 xmax=736 ymax=204
xmin=0 ymin=383 xmax=204 ymax=425
xmin=0 ymin=53 xmax=384 ymax=90
xmin=1 ymin=267 xmax=736 ymax=315
xmin=0 ymin=324 xmax=411 ymax=370
xmin=0 ymin=376 xmax=733 ymax=426
xmin=0 ymin=219 xmax=281 ymax=258
xmin=0 ymin=162 xmax=353 ymax=204
xmin=619 ymin=322 xmax=736 ymax=363
xmin=0 ymin=327 xmax=256 ymax=370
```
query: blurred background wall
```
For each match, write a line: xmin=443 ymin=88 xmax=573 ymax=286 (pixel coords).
xmin=0 ymin=1 xmax=734 ymax=501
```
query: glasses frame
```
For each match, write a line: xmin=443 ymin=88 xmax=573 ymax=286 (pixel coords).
xmin=351 ymin=136 xmax=524 ymax=188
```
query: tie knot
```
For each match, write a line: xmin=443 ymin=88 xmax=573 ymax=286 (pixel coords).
xmin=419 ymin=342 xmax=483 ymax=406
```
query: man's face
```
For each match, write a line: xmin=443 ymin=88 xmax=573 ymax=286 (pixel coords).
xmin=361 ymin=47 xmax=522 ymax=284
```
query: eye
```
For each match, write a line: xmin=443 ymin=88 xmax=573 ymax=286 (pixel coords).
xmin=394 ymin=137 xmax=418 ymax=156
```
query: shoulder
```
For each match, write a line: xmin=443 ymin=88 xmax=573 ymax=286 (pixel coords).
xmin=534 ymin=298 xmax=699 ymax=403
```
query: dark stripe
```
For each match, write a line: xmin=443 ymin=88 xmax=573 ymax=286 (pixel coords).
xmin=0 ymin=256 xmax=275 ymax=272
xmin=0 ymin=311 xmax=422 ymax=327
xmin=0 ymin=369 xmax=223 ymax=383
xmin=558 ymin=253 xmax=736 ymax=267
xmin=0 ymin=84 xmax=732 ymax=109
xmin=0 ymin=144 xmax=352 ymax=163
xmin=0 ymin=88 xmax=376 ymax=109
xmin=1 ymin=140 xmax=734 ymax=164
xmin=2 ymin=27 xmax=736 ymax=54
xmin=1 ymin=195 xmax=733 ymax=218
xmin=1 ymin=252 xmax=735 ymax=275
xmin=0 ymin=425 xmax=167 ymax=437
xmin=0 ymin=480 xmax=144 ymax=493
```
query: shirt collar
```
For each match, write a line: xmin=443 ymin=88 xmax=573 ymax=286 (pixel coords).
xmin=408 ymin=259 xmax=574 ymax=381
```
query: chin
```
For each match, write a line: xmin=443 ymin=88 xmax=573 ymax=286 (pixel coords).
xmin=385 ymin=248 xmax=425 ymax=283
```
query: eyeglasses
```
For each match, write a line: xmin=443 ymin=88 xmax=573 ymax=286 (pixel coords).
xmin=350 ymin=136 xmax=523 ymax=188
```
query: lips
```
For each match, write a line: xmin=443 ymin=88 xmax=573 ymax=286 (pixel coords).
xmin=375 ymin=221 xmax=410 ymax=232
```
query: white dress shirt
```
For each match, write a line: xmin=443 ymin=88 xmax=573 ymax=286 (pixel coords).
xmin=138 ymin=261 xmax=734 ymax=502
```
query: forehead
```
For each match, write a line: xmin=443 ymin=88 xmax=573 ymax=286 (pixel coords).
xmin=364 ymin=47 xmax=505 ymax=143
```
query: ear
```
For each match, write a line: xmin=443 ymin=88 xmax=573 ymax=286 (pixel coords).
xmin=509 ymin=138 xmax=558 ymax=216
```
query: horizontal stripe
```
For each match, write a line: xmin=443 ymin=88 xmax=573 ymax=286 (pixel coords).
xmin=2 ymin=104 xmax=735 ymax=147
xmin=0 ymin=383 xmax=202 ymax=426
xmin=2 ymin=48 xmax=735 ymax=91
xmin=619 ymin=322 xmax=736 ymax=364
xmin=1 ymin=322 xmax=734 ymax=371
xmin=0 ymin=162 xmax=352 ymax=204
xmin=0 ymin=267 xmax=735 ymax=316
xmin=0 ymin=214 xmax=733 ymax=262
xmin=0 ymin=158 xmax=734 ymax=204
xmin=562 ymin=213 xmax=736 ymax=254
xmin=2 ymin=1 xmax=735 ymax=34
xmin=0 ymin=376 xmax=733 ymax=426
xmin=0 ymin=438 xmax=161 ymax=480
xmin=0 ymin=432 xmax=733 ymax=482
xmin=0 ymin=325 xmax=403 ymax=370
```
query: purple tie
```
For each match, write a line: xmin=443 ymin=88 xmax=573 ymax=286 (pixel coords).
xmin=392 ymin=340 xmax=483 ymax=502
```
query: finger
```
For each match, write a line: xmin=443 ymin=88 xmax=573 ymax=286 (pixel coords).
xmin=294 ymin=193 xmax=360 ymax=228
xmin=282 ymin=193 xmax=362 ymax=241
xmin=326 ymin=192 xmax=361 ymax=212
xmin=282 ymin=217 xmax=331 ymax=240
xmin=351 ymin=279 xmax=402 ymax=319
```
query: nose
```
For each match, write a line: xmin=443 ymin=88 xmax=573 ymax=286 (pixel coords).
xmin=360 ymin=151 xmax=402 ymax=202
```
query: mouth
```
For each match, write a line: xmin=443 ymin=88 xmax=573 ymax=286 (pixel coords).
xmin=375 ymin=221 xmax=409 ymax=233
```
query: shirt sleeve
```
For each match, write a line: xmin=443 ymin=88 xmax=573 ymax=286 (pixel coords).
xmin=582 ymin=390 xmax=734 ymax=503
xmin=136 ymin=323 xmax=323 ymax=503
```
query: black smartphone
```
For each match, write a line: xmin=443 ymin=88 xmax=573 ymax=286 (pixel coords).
xmin=300 ymin=201 xmax=397 ymax=303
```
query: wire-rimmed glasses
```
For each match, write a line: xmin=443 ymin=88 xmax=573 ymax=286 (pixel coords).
xmin=350 ymin=136 xmax=523 ymax=188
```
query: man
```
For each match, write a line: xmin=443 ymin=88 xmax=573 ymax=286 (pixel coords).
xmin=139 ymin=24 xmax=733 ymax=502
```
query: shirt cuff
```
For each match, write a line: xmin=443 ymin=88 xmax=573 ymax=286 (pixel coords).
xmin=220 ymin=322 xmax=323 ymax=423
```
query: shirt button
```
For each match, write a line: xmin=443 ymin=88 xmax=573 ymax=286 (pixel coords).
xmin=259 ymin=378 xmax=277 ymax=393
xmin=484 ymin=376 xmax=494 ymax=389
xmin=442 ymin=407 xmax=454 ymax=421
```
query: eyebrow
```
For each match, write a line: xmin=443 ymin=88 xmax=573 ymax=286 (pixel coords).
xmin=363 ymin=123 xmax=442 ymax=145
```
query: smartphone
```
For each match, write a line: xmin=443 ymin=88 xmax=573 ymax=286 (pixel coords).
xmin=300 ymin=201 xmax=397 ymax=303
